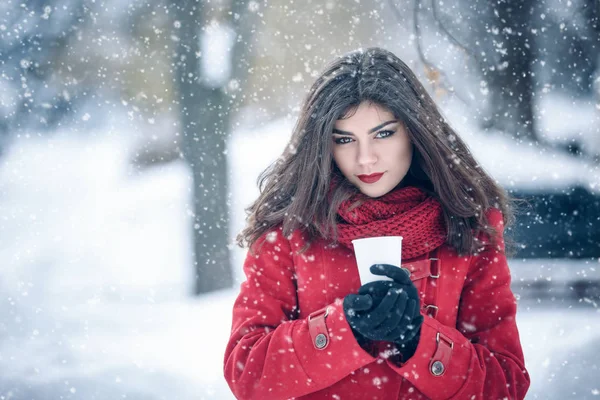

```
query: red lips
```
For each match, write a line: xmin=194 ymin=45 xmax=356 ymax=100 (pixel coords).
xmin=357 ymin=173 xmax=384 ymax=183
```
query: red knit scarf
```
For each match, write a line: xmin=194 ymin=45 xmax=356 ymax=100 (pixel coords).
xmin=335 ymin=186 xmax=447 ymax=259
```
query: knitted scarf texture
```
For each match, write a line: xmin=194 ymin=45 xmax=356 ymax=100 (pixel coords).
xmin=335 ymin=185 xmax=447 ymax=259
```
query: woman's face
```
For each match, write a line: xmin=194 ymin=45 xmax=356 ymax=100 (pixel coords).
xmin=332 ymin=101 xmax=413 ymax=198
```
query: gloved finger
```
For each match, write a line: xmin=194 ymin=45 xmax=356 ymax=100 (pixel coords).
xmin=383 ymin=324 xmax=406 ymax=343
xmin=370 ymin=264 xmax=421 ymax=304
xmin=387 ymin=321 xmax=417 ymax=344
xmin=367 ymin=289 xmax=406 ymax=327
xmin=401 ymin=298 xmax=418 ymax=323
xmin=358 ymin=281 xmax=398 ymax=306
xmin=402 ymin=314 xmax=424 ymax=342
xmin=388 ymin=302 xmax=423 ymax=343
xmin=370 ymin=263 xmax=411 ymax=284
xmin=358 ymin=280 xmax=396 ymax=296
xmin=370 ymin=311 xmax=402 ymax=339
xmin=369 ymin=294 xmax=410 ymax=338
xmin=383 ymin=298 xmax=416 ymax=341
xmin=344 ymin=294 xmax=373 ymax=313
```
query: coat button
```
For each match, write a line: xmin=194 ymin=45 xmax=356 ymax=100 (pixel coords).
xmin=315 ymin=333 xmax=328 ymax=349
xmin=431 ymin=360 xmax=445 ymax=376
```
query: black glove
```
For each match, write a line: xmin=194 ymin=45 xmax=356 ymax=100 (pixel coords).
xmin=343 ymin=264 xmax=423 ymax=360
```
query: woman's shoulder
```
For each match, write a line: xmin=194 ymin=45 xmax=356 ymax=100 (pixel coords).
xmin=484 ymin=207 xmax=504 ymax=229
xmin=477 ymin=207 xmax=506 ymax=252
xmin=249 ymin=223 xmax=313 ymax=255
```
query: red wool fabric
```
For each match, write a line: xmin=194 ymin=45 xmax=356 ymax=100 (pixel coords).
xmin=223 ymin=208 xmax=530 ymax=399
xmin=335 ymin=186 xmax=447 ymax=259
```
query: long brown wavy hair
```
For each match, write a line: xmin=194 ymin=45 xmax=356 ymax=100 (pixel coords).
xmin=236 ymin=47 xmax=516 ymax=256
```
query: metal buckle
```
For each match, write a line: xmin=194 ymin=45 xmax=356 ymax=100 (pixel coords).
xmin=308 ymin=306 xmax=329 ymax=321
xmin=436 ymin=332 xmax=454 ymax=349
xmin=429 ymin=258 xmax=440 ymax=278
xmin=425 ymin=304 xmax=439 ymax=318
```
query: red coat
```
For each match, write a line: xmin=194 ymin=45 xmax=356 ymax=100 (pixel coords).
xmin=224 ymin=209 xmax=530 ymax=399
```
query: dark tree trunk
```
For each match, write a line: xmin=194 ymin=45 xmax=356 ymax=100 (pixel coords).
xmin=582 ymin=0 xmax=600 ymax=90
xmin=172 ymin=0 xmax=260 ymax=294
xmin=486 ymin=0 xmax=537 ymax=141
xmin=172 ymin=0 xmax=233 ymax=295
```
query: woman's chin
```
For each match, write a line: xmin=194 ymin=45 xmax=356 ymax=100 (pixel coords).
xmin=356 ymin=183 xmax=392 ymax=198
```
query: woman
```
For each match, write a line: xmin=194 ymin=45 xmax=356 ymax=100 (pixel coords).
xmin=223 ymin=47 xmax=530 ymax=400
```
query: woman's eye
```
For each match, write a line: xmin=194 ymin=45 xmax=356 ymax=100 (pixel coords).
xmin=376 ymin=130 xmax=395 ymax=139
xmin=334 ymin=130 xmax=395 ymax=145
xmin=334 ymin=137 xmax=353 ymax=145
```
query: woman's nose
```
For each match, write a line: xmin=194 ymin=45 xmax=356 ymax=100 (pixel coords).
xmin=357 ymin=142 xmax=377 ymax=166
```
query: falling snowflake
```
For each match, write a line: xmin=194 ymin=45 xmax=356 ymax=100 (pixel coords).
xmin=266 ymin=231 xmax=278 ymax=243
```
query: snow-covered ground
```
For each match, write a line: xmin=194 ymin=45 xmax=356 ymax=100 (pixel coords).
xmin=0 ymin=100 xmax=599 ymax=399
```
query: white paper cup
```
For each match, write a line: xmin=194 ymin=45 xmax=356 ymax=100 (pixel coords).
xmin=351 ymin=236 xmax=403 ymax=284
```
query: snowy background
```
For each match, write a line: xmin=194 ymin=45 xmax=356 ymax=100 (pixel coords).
xmin=2 ymin=0 xmax=600 ymax=398
xmin=0 ymin=97 xmax=599 ymax=398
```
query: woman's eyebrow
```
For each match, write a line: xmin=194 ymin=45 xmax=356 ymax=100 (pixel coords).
xmin=332 ymin=120 xmax=398 ymax=136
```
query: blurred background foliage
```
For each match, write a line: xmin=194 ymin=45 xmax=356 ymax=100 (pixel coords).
xmin=1 ymin=0 xmax=599 ymax=294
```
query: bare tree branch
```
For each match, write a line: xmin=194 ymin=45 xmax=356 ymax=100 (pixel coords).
xmin=430 ymin=0 xmax=478 ymax=62
xmin=387 ymin=0 xmax=471 ymax=105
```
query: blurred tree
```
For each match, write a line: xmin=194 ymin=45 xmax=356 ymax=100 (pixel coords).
xmin=390 ymin=0 xmax=600 ymax=160
xmin=0 ymin=0 xmax=89 ymax=156
xmin=387 ymin=0 xmax=600 ymax=260
xmin=391 ymin=0 xmax=537 ymax=141
xmin=483 ymin=0 xmax=536 ymax=142
xmin=171 ymin=0 xmax=261 ymax=294
xmin=541 ymin=0 xmax=599 ymax=97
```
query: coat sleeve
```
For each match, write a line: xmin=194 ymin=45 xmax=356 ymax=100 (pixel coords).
xmin=223 ymin=227 xmax=376 ymax=400
xmin=385 ymin=208 xmax=530 ymax=399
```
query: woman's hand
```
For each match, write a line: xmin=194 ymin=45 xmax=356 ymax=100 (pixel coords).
xmin=343 ymin=264 xmax=423 ymax=358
